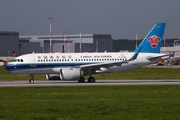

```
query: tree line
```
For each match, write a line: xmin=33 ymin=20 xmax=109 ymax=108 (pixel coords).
xmin=112 ymin=38 xmax=178 ymax=52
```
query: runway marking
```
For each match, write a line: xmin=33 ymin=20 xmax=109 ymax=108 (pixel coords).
xmin=0 ymin=80 xmax=180 ymax=87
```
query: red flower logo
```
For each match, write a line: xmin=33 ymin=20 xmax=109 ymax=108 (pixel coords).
xmin=148 ymin=35 xmax=161 ymax=48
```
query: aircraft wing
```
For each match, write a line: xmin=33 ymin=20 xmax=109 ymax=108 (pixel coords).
xmin=0 ymin=57 xmax=15 ymax=66
xmin=80 ymin=47 xmax=141 ymax=72
xmin=0 ymin=57 xmax=15 ymax=61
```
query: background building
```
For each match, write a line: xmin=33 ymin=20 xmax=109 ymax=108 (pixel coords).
xmin=0 ymin=32 xmax=113 ymax=56
xmin=0 ymin=31 xmax=19 ymax=56
xmin=19 ymin=34 xmax=113 ymax=54
xmin=161 ymin=40 xmax=180 ymax=55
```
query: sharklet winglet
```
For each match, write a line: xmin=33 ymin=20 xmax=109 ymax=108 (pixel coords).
xmin=129 ymin=47 xmax=141 ymax=61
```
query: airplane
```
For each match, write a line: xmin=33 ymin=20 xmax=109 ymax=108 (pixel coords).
xmin=0 ymin=56 xmax=15 ymax=66
xmin=6 ymin=22 xmax=169 ymax=84
xmin=0 ymin=51 xmax=16 ymax=66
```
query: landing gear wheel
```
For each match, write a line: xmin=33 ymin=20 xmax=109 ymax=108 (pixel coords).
xmin=29 ymin=80 xmax=34 ymax=84
xmin=88 ymin=77 xmax=95 ymax=83
xmin=78 ymin=77 xmax=85 ymax=83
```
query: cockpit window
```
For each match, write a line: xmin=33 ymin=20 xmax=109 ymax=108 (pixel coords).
xmin=13 ymin=59 xmax=23 ymax=62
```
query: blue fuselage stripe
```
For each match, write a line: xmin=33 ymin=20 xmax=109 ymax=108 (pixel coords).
xmin=6 ymin=62 xmax=100 ymax=71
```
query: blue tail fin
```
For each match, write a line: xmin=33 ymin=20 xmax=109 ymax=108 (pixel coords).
xmin=133 ymin=22 xmax=166 ymax=53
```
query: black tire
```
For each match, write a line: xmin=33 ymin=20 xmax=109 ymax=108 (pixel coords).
xmin=88 ymin=77 xmax=95 ymax=83
xmin=78 ymin=77 xmax=85 ymax=83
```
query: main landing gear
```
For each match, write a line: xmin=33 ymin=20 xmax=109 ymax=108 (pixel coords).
xmin=88 ymin=77 xmax=95 ymax=83
xmin=78 ymin=76 xmax=96 ymax=83
xmin=78 ymin=77 xmax=85 ymax=83
xmin=29 ymin=74 xmax=34 ymax=84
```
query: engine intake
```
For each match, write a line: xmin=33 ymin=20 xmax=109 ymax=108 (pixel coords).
xmin=46 ymin=74 xmax=60 ymax=80
xmin=60 ymin=68 xmax=83 ymax=80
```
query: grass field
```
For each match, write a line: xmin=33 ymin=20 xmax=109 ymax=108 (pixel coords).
xmin=1 ymin=66 xmax=180 ymax=80
xmin=1 ymin=66 xmax=180 ymax=119
xmin=0 ymin=86 xmax=180 ymax=120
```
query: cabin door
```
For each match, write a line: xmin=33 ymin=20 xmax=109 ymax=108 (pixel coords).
xmin=30 ymin=55 xmax=36 ymax=67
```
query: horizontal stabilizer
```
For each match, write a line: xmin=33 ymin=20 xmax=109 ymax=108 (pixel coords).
xmin=147 ymin=54 xmax=169 ymax=61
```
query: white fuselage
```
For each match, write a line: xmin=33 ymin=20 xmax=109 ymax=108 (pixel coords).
xmin=6 ymin=52 xmax=167 ymax=74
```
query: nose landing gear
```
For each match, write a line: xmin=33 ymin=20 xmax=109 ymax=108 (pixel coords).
xmin=29 ymin=74 xmax=34 ymax=84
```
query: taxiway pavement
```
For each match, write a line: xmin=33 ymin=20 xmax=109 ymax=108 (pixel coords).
xmin=0 ymin=80 xmax=180 ymax=87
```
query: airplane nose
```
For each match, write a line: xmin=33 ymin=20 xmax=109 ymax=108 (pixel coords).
xmin=5 ymin=63 xmax=15 ymax=72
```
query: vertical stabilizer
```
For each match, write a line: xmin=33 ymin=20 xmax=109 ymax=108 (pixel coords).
xmin=133 ymin=22 xmax=166 ymax=53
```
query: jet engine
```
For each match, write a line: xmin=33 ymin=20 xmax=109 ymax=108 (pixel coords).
xmin=60 ymin=68 xmax=83 ymax=80
xmin=46 ymin=74 xmax=60 ymax=80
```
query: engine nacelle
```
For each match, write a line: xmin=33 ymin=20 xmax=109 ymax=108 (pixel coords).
xmin=60 ymin=68 xmax=83 ymax=80
xmin=46 ymin=74 xmax=60 ymax=80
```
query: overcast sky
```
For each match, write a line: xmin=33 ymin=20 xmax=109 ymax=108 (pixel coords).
xmin=0 ymin=0 xmax=179 ymax=39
